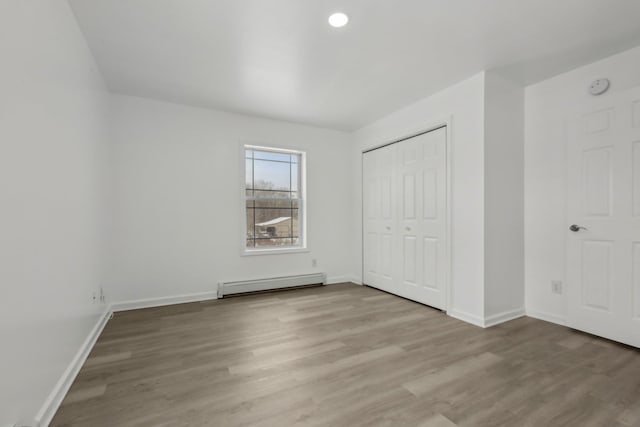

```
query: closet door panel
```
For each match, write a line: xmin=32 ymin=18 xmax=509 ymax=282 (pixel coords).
xmin=378 ymin=143 xmax=398 ymax=291
xmin=403 ymin=235 xmax=418 ymax=286
xmin=402 ymin=174 xmax=417 ymax=220
xmin=365 ymin=232 xmax=379 ymax=276
xmin=362 ymin=150 xmax=380 ymax=288
xmin=381 ymin=233 xmax=393 ymax=279
xmin=363 ymin=127 xmax=447 ymax=310
xmin=416 ymin=128 xmax=448 ymax=308
xmin=398 ymin=138 xmax=423 ymax=299
xmin=423 ymin=237 xmax=439 ymax=290
xmin=363 ymin=144 xmax=397 ymax=292
xmin=423 ymin=168 xmax=438 ymax=220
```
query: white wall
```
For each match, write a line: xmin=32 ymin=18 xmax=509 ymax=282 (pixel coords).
xmin=525 ymin=46 xmax=640 ymax=324
xmin=0 ymin=1 xmax=111 ymax=425
xmin=109 ymin=95 xmax=354 ymax=303
xmin=484 ymin=71 xmax=525 ymax=319
xmin=4 ymin=4 xmax=636 ymax=421
xmin=353 ymin=73 xmax=487 ymax=323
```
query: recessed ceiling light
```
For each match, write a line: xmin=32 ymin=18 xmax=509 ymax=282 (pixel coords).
xmin=328 ymin=12 xmax=349 ymax=28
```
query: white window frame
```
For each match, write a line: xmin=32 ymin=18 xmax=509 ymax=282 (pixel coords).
xmin=241 ymin=144 xmax=308 ymax=256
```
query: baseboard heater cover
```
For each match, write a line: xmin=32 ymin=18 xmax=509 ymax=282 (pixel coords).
xmin=218 ymin=273 xmax=326 ymax=298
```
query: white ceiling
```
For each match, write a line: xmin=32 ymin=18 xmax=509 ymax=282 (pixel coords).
xmin=69 ymin=0 xmax=640 ymax=130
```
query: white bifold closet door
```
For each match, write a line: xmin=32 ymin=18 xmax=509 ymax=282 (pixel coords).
xmin=363 ymin=127 xmax=447 ymax=310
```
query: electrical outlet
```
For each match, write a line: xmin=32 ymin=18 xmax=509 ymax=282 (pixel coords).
xmin=99 ymin=287 xmax=106 ymax=303
xmin=312 ymin=259 xmax=317 ymax=268
xmin=552 ymin=281 xmax=563 ymax=295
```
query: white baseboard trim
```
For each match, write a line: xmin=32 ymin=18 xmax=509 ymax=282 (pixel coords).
xmin=326 ymin=275 xmax=362 ymax=285
xmin=526 ymin=309 xmax=567 ymax=326
xmin=447 ymin=309 xmax=485 ymax=328
xmin=449 ymin=307 xmax=527 ymax=328
xmin=349 ymin=276 xmax=363 ymax=285
xmin=345 ymin=275 xmax=362 ymax=285
xmin=35 ymin=307 xmax=112 ymax=427
xmin=111 ymin=291 xmax=218 ymax=312
xmin=484 ymin=307 xmax=526 ymax=328
xmin=113 ymin=280 xmax=365 ymax=312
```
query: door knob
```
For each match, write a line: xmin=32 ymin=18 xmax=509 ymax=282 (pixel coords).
xmin=569 ymin=224 xmax=588 ymax=232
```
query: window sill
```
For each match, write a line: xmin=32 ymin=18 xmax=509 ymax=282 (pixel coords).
xmin=242 ymin=247 xmax=309 ymax=256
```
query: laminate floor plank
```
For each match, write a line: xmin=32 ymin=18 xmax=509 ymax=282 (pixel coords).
xmin=51 ymin=283 xmax=640 ymax=427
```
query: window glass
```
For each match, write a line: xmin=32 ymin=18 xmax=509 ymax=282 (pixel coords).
xmin=244 ymin=147 xmax=304 ymax=251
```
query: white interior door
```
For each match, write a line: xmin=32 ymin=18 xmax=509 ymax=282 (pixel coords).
xmin=397 ymin=128 xmax=448 ymax=309
xmin=363 ymin=127 xmax=448 ymax=310
xmin=363 ymin=143 xmax=397 ymax=293
xmin=567 ymin=86 xmax=640 ymax=348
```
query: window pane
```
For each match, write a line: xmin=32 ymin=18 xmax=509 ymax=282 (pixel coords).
xmin=246 ymin=208 xmax=255 ymax=238
xmin=253 ymin=209 xmax=292 ymax=238
xmin=256 ymin=238 xmax=293 ymax=247
xmin=254 ymin=190 xmax=291 ymax=199
xmin=291 ymin=162 xmax=299 ymax=192
xmin=254 ymin=159 xmax=291 ymax=191
xmin=254 ymin=150 xmax=291 ymax=162
xmin=244 ymin=146 xmax=303 ymax=251
xmin=255 ymin=199 xmax=292 ymax=209
xmin=292 ymin=209 xmax=299 ymax=237
xmin=245 ymin=159 xmax=253 ymax=189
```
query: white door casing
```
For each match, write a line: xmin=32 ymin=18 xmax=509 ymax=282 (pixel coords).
xmin=363 ymin=126 xmax=448 ymax=310
xmin=567 ymin=87 xmax=640 ymax=348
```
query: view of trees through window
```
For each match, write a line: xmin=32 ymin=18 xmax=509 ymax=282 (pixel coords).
xmin=245 ymin=147 xmax=303 ymax=249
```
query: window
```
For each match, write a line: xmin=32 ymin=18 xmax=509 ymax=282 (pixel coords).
xmin=244 ymin=145 xmax=305 ymax=253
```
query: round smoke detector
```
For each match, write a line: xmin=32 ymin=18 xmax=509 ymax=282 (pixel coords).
xmin=589 ymin=78 xmax=610 ymax=96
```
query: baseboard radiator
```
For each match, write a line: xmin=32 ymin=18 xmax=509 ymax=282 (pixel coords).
xmin=218 ymin=273 xmax=326 ymax=298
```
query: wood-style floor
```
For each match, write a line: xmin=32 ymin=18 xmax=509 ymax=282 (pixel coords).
xmin=52 ymin=283 xmax=640 ymax=427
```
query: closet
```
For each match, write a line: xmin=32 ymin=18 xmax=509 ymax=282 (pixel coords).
xmin=363 ymin=126 xmax=448 ymax=310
